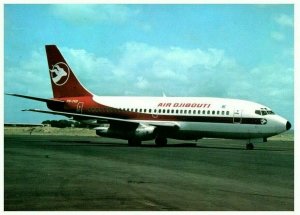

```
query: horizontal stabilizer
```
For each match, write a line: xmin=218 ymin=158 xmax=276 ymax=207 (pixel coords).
xmin=6 ymin=93 xmax=65 ymax=104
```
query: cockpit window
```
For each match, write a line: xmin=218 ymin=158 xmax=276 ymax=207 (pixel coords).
xmin=255 ymin=109 xmax=275 ymax=115
xmin=261 ymin=110 xmax=267 ymax=115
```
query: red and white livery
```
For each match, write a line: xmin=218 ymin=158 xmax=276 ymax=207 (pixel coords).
xmin=8 ymin=45 xmax=291 ymax=149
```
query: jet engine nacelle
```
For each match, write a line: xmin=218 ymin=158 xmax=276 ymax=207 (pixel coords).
xmin=95 ymin=125 xmax=156 ymax=141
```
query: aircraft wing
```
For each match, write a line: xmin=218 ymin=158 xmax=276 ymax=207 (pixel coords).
xmin=23 ymin=109 xmax=140 ymax=125
xmin=10 ymin=93 xmax=180 ymax=129
xmin=148 ymin=122 xmax=180 ymax=129
xmin=23 ymin=109 xmax=180 ymax=130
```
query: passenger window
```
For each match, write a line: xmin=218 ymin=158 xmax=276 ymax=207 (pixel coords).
xmin=212 ymin=111 xmax=215 ymax=115
xmin=184 ymin=110 xmax=187 ymax=114
xmin=198 ymin=110 xmax=201 ymax=114
xmin=171 ymin=110 xmax=174 ymax=113
xmin=135 ymin=109 xmax=138 ymax=112
xmin=226 ymin=111 xmax=229 ymax=115
xmin=207 ymin=110 xmax=210 ymax=114
xmin=149 ymin=109 xmax=152 ymax=113
xmin=217 ymin=111 xmax=220 ymax=115
xmin=154 ymin=109 xmax=157 ymax=113
xmin=180 ymin=110 xmax=183 ymax=114
xmin=144 ymin=109 xmax=147 ymax=113
xmin=193 ymin=110 xmax=196 ymax=114
xmin=167 ymin=109 xmax=170 ymax=113
xmin=158 ymin=109 xmax=161 ymax=113
xmin=202 ymin=110 xmax=206 ymax=114
xmin=188 ymin=110 xmax=191 ymax=114
xmin=162 ymin=109 xmax=165 ymax=113
xmin=221 ymin=111 xmax=224 ymax=115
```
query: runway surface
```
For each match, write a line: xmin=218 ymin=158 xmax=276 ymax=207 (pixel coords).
xmin=4 ymin=135 xmax=294 ymax=211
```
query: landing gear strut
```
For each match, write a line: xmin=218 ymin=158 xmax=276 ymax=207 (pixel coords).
xmin=246 ymin=143 xmax=254 ymax=150
xmin=155 ymin=136 xmax=167 ymax=147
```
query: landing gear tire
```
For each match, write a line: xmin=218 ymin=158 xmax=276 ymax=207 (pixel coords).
xmin=246 ymin=143 xmax=254 ymax=150
xmin=155 ymin=137 xmax=167 ymax=147
xmin=128 ymin=139 xmax=141 ymax=146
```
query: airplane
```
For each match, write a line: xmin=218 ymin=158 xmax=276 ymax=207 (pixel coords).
xmin=7 ymin=45 xmax=291 ymax=150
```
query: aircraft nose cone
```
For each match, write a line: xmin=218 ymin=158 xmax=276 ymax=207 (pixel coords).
xmin=286 ymin=121 xmax=291 ymax=130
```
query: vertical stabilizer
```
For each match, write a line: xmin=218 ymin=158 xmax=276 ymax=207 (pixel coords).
xmin=45 ymin=45 xmax=92 ymax=98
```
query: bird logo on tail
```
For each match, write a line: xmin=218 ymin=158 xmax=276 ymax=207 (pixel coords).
xmin=50 ymin=62 xmax=70 ymax=86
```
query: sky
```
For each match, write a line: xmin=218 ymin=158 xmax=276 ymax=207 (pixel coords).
xmin=4 ymin=4 xmax=294 ymax=124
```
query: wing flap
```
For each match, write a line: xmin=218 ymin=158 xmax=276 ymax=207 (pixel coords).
xmin=148 ymin=122 xmax=180 ymax=129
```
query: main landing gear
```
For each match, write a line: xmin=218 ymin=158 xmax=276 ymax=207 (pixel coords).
xmin=246 ymin=143 xmax=254 ymax=150
xmin=127 ymin=137 xmax=168 ymax=147
xmin=155 ymin=136 xmax=167 ymax=147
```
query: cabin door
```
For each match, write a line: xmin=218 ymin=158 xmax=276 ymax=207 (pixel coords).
xmin=233 ymin=109 xmax=242 ymax=124
xmin=77 ymin=102 xmax=84 ymax=113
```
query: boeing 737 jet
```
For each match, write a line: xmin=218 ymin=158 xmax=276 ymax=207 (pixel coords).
xmin=8 ymin=45 xmax=291 ymax=150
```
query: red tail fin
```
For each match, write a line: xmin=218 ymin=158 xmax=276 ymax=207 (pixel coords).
xmin=45 ymin=45 xmax=92 ymax=98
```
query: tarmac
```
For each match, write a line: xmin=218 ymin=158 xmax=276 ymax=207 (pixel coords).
xmin=4 ymin=134 xmax=294 ymax=211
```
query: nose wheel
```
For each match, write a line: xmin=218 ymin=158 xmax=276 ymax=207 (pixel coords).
xmin=246 ymin=143 xmax=254 ymax=150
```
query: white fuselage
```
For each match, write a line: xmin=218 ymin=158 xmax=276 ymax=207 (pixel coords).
xmin=91 ymin=95 xmax=289 ymax=141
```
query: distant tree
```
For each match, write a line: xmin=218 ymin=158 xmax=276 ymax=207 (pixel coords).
xmin=41 ymin=119 xmax=94 ymax=128
xmin=42 ymin=120 xmax=52 ymax=125
xmin=42 ymin=120 xmax=73 ymax=128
